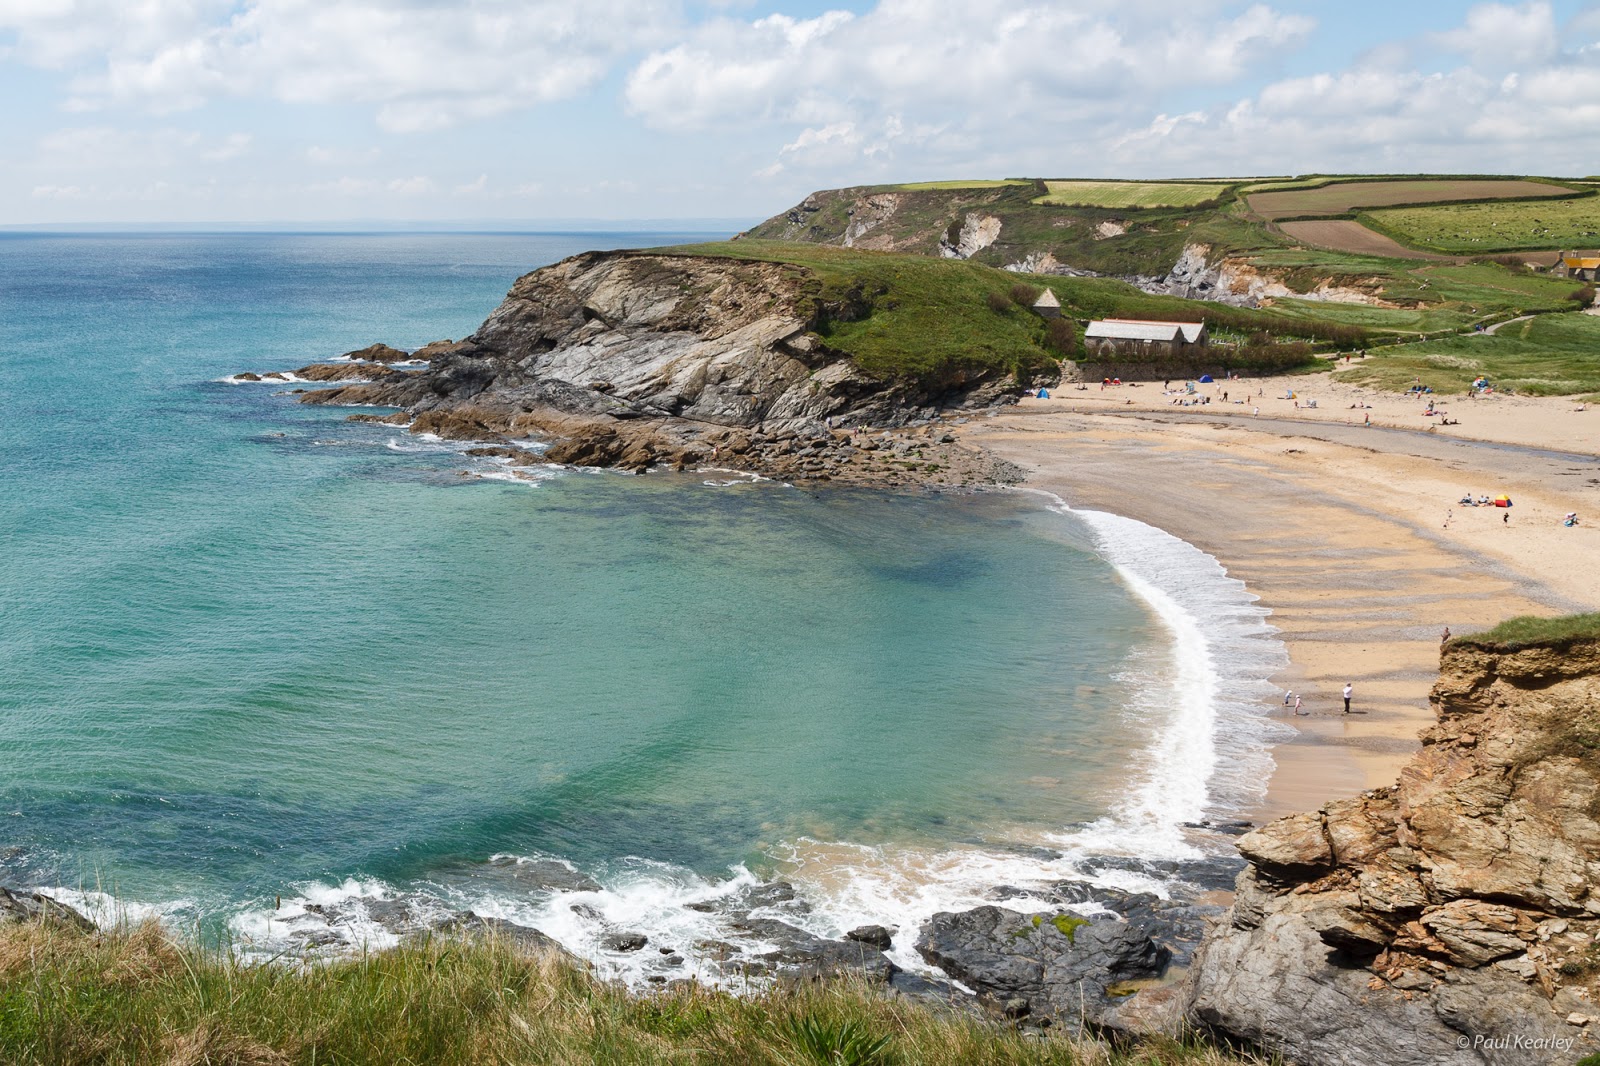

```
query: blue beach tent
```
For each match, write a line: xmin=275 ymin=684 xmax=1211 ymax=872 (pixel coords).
xmin=1198 ymin=374 xmax=1214 ymax=383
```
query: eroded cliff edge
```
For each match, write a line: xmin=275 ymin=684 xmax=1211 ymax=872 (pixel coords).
xmin=291 ymin=250 xmax=1035 ymax=486
xmin=1189 ymin=633 xmax=1600 ymax=1065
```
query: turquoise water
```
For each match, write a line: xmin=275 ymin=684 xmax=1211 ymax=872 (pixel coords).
xmin=0 ymin=233 xmax=1283 ymax=971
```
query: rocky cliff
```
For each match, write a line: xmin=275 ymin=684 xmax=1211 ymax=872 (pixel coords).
xmin=1188 ymin=634 xmax=1600 ymax=1064
xmin=289 ymin=250 xmax=1029 ymax=485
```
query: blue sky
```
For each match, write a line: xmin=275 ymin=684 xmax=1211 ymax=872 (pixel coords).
xmin=2 ymin=0 xmax=1598 ymax=224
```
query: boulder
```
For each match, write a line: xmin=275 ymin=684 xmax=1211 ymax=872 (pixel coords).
xmin=915 ymin=906 xmax=1169 ymax=1033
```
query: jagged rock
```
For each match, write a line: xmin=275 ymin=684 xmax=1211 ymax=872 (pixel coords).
xmin=845 ymin=924 xmax=894 ymax=950
xmin=340 ymin=342 xmax=412 ymax=363
xmin=1236 ymin=812 xmax=1333 ymax=879
xmin=0 ymin=886 xmax=94 ymax=931
xmin=1186 ymin=636 xmax=1600 ymax=1063
xmin=916 ymin=905 xmax=1170 ymax=1034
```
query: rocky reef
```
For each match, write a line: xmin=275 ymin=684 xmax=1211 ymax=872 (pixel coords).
xmin=1187 ymin=634 xmax=1600 ymax=1064
xmin=281 ymin=250 xmax=1027 ymax=487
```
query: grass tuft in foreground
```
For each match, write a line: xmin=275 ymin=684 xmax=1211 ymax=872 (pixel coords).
xmin=0 ymin=920 xmax=1268 ymax=1066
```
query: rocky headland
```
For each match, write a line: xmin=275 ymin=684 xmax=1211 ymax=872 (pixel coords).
xmin=269 ymin=250 xmax=1032 ymax=489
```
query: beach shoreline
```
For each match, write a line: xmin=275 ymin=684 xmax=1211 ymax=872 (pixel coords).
xmin=961 ymin=372 xmax=1600 ymax=821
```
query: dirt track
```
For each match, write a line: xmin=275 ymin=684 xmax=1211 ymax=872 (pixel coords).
xmin=1277 ymin=220 xmax=1457 ymax=261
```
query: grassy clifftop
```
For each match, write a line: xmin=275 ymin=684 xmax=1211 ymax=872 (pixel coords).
xmin=0 ymin=920 xmax=1262 ymax=1066
xmin=653 ymin=240 xmax=1385 ymax=380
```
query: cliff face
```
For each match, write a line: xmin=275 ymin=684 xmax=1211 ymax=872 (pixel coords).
xmin=1188 ymin=638 xmax=1600 ymax=1064
xmin=296 ymin=251 xmax=1026 ymax=482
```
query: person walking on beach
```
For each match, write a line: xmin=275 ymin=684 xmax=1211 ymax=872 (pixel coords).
xmin=1441 ymin=626 xmax=1451 ymax=644
xmin=1284 ymin=689 xmax=1293 ymax=706
xmin=1293 ymin=694 xmax=1303 ymax=716
xmin=1343 ymin=683 xmax=1352 ymax=714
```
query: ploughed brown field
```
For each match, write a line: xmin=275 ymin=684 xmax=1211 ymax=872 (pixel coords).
xmin=1277 ymin=219 xmax=1456 ymax=260
xmin=1247 ymin=179 xmax=1569 ymax=221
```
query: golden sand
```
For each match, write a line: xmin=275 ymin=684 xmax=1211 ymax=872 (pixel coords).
xmin=962 ymin=371 xmax=1600 ymax=819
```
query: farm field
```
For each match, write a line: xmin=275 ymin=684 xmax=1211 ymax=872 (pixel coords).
xmin=888 ymin=179 xmax=1034 ymax=191
xmin=1365 ymin=197 xmax=1600 ymax=253
xmin=1334 ymin=312 xmax=1600 ymax=396
xmin=1247 ymin=179 xmax=1570 ymax=221
xmin=1279 ymin=219 xmax=1454 ymax=260
xmin=1033 ymin=180 xmax=1224 ymax=208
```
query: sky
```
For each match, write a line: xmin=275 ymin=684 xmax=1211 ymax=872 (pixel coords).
xmin=2 ymin=0 xmax=1598 ymax=225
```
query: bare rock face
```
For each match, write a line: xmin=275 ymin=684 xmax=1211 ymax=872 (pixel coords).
xmin=939 ymin=214 xmax=1002 ymax=260
xmin=1187 ymin=636 xmax=1600 ymax=1064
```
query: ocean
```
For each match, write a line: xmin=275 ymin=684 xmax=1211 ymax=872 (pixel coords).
xmin=0 ymin=232 xmax=1287 ymax=980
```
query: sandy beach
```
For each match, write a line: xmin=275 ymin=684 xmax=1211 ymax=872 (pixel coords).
xmin=961 ymin=370 xmax=1600 ymax=820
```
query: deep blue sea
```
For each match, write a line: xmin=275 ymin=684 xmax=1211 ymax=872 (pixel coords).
xmin=0 ymin=232 xmax=1286 ymax=978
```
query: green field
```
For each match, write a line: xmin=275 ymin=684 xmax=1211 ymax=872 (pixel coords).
xmin=887 ymin=179 xmax=1034 ymax=191
xmin=1334 ymin=312 xmax=1600 ymax=396
xmin=1247 ymin=179 xmax=1570 ymax=221
xmin=1365 ymin=196 xmax=1600 ymax=253
xmin=1032 ymin=180 xmax=1227 ymax=208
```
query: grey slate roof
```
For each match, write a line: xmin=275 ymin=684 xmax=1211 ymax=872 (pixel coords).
xmin=1084 ymin=319 xmax=1205 ymax=343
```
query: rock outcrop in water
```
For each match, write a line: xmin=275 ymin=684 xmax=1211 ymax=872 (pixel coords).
xmin=289 ymin=251 xmax=1026 ymax=485
xmin=1186 ymin=633 xmax=1600 ymax=1064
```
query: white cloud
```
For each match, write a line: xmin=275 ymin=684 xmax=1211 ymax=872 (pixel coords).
xmin=1432 ymin=2 xmax=1558 ymax=70
xmin=3 ymin=0 xmax=680 ymax=130
xmin=386 ymin=176 xmax=434 ymax=195
xmin=625 ymin=1 xmax=1313 ymax=131
xmin=454 ymin=173 xmax=489 ymax=195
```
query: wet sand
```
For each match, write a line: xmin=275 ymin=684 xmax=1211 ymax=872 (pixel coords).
xmin=961 ymin=378 xmax=1600 ymax=820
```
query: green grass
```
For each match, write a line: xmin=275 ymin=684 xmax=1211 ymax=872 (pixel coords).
xmin=1332 ymin=311 xmax=1600 ymax=395
xmin=1033 ymin=181 xmax=1228 ymax=209
xmin=1365 ymin=196 xmax=1600 ymax=252
xmin=0 ymin=920 xmax=1267 ymax=1066
xmin=1458 ymin=613 xmax=1600 ymax=650
xmin=886 ymin=180 xmax=1034 ymax=191
xmin=658 ymin=241 xmax=1344 ymax=380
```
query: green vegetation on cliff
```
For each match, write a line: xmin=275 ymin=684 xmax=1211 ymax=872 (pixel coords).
xmin=1459 ymin=612 xmax=1600 ymax=650
xmin=659 ymin=241 xmax=1352 ymax=379
xmin=0 ymin=921 xmax=1263 ymax=1066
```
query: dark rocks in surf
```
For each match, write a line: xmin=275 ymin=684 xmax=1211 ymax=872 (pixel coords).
xmin=0 ymin=886 xmax=95 ymax=932
xmin=915 ymin=904 xmax=1170 ymax=1035
xmin=726 ymin=917 xmax=895 ymax=984
xmin=845 ymin=924 xmax=894 ymax=950
xmin=601 ymin=932 xmax=649 ymax=952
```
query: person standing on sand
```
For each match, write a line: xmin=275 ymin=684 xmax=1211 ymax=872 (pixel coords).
xmin=1441 ymin=626 xmax=1451 ymax=644
xmin=1294 ymin=694 xmax=1303 ymax=716
xmin=1343 ymin=683 xmax=1352 ymax=714
xmin=1503 ymin=512 xmax=1509 ymax=525
xmin=1284 ymin=689 xmax=1293 ymax=706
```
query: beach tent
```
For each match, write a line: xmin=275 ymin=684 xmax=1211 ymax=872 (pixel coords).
xmin=1037 ymin=388 xmax=1050 ymax=399
xmin=1494 ymin=495 xmax=1512 ymax=507
xmin=1198 ymin=374 xmax=1214 ymax=383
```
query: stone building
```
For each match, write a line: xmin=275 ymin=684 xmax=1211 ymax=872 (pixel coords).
xmin=1083 ymin=319 xmax=1208 ymax=359
xmin=1559 ymin=251 xmax=1600 ymax=282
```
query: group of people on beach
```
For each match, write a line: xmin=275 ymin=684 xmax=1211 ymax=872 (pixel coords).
xmin=1283 ymin=683 xmax=1354 ymax=716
